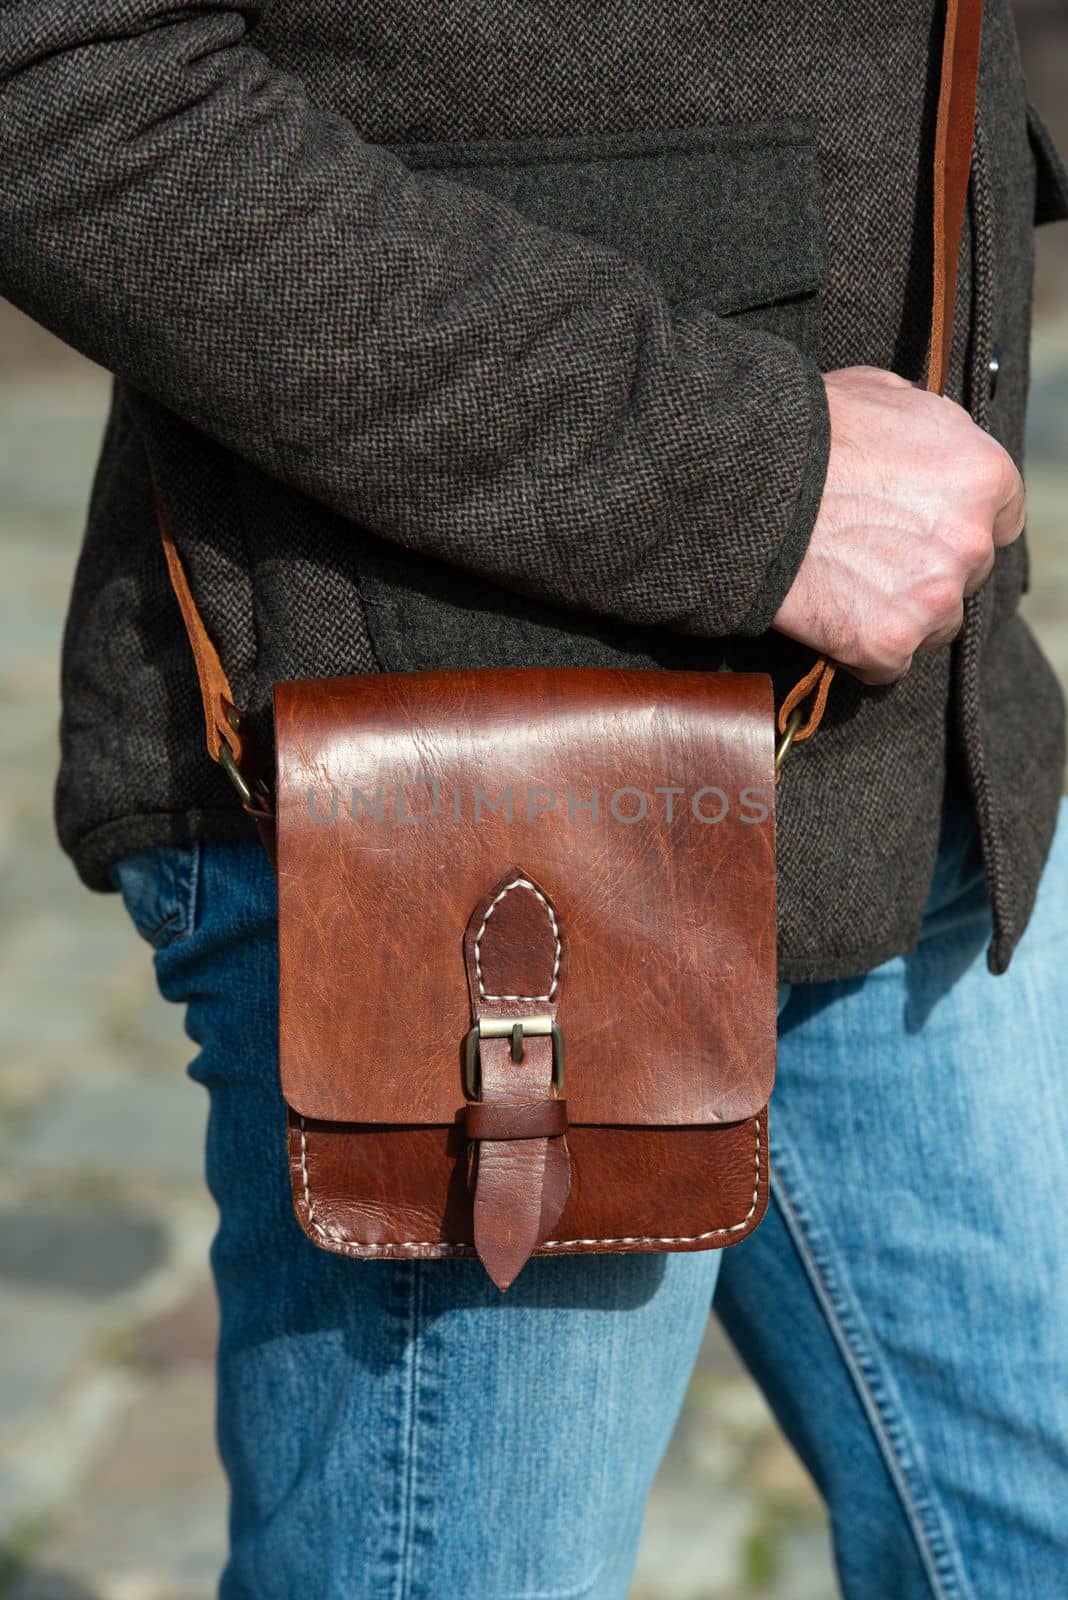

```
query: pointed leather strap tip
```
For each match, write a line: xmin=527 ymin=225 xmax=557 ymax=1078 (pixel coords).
xmin=469 ymin=1033 xmax=571 ymax=1291
xmin=473 ymin=1126 xmax=571 ymax=1292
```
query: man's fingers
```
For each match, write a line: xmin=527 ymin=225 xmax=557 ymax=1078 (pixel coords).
xmin=774 ymin=369 xmax=1027 ymax=678
xmin=991 ymin=460 xmax=1026 ymax=549
xmin=963 ymin=548 xmax=996 ymax=598
xmin=918 ymin=606 xmax=965 ymax=652
xmin=846 ymin=655 xmax=914 ymax=688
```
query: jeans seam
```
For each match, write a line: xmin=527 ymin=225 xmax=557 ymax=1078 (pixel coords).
xmin=769 ymin=1142 xmax=974 ymax=1600
xmin=392 ymin=1271 xmax=606 ymax=1600
xmin=387 ymin=1263 xmax=607 ymax=1600
xmin=396 ymin=1263 xmax=424 ymax=1600
xmin=184 ymin=838 xmax=202 ymax=940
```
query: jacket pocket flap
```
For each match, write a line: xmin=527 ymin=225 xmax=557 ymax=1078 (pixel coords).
xmin=391 ymin=120 xmax=825 ymax=316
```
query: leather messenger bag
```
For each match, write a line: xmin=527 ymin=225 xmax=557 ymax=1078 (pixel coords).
xmin=155 ymin=0 xmax=982 ymax=1289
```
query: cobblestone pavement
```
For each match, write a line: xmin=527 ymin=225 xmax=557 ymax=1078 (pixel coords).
xmin=1 ymin=296 xmax=1066 ymax=1599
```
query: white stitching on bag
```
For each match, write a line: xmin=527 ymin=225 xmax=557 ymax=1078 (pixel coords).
xmin=296 ymin=1116 xmax=762 ymax=1254
xmin=297 ymin=1117 xmax=473 ymax=1252
xmin=542 ymin=1117 xmax=761 ymax=1246
xmin=475 ymin=877 xmax=561 ymax=1003
xmin=297 ymin=878 xmax=761 ymax=1256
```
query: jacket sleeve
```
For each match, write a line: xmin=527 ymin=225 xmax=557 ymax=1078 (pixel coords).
xmin=0 ymin=0 xmax=828 ymax=638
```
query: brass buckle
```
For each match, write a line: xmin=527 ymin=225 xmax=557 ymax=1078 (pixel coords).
xmin=219 ymin=705 xmax=273 ymax=812
xmin=219 ymin=744 xmax=272 ymax=810
xmin=464 ymin=1016 xmax=565 ymax=1098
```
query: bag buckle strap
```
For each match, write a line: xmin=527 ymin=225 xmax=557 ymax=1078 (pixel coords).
xmin=464 ymin=1015 xmax=565 ymax=1099
xmin=461 ymin=870 xmax=572 ymax=1290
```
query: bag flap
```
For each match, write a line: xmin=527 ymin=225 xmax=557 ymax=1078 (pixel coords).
xmin=275 ymin=668 xmax=776 ymax=1127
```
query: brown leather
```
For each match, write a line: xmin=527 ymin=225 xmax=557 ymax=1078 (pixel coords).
xmin=929 ymin=0 xmax=984 ymax=397
xmin=274 ymin=670 xmax=777 ymax=1130
xmin=461 ymin=870 xmax=571 ymax=1287
xmin=274 ymin=667 xmax=775 ymax=1279
xmin=470 ymin=1036 xmax=571 ymax=1290
xmin=288 ymin=1115 xmax=766 ymax=1262
xmin=464 ymin=1101 xmax=569 ymax=1140
xmin=776 ymin=655 xmax=836 ymax=747
xmin=155 ymin=494 xmax=240 ymax=767
xmin=156 ymin=490 xmax=277 ymax=838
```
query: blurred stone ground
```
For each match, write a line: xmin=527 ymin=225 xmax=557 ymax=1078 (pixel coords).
xmin=1 ymin=47 xmax=1067 ymax=1597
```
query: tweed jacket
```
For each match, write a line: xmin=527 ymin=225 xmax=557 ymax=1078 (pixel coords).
xmin=1 ymin=0 xmax=1066 ymax=981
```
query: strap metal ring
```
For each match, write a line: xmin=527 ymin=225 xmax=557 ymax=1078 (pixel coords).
xmin=219 ymin=745 xmax=271 ymax=810
xmin=774 ymin=706 xmax=804 ymax=776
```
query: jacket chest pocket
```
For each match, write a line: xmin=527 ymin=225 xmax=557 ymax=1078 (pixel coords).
xmin=390 ymin=120 xmax=827 ymax=360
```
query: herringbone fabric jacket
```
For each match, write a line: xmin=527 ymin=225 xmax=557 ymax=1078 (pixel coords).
xmin=1 ymin=0 xmax=1065 ymax=979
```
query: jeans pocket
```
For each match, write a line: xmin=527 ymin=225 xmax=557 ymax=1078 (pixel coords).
xmin=111 ymin=844 xmax=201 ymax=950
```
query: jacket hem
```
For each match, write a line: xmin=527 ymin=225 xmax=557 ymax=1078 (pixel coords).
xmin=733 ymin=358 xmax=830 ymax=636
xmin=64 ymin=807 xmax=258 ymax=892
xmin=776 ymin=929 xmax=923 ymax=985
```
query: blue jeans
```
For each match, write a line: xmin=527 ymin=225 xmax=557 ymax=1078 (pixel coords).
xmin=114 ymin=795 xmax=1068 ymax=1599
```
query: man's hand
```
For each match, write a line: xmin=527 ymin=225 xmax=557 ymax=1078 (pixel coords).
xmin=773 ymin=367 xmax=1025 ymax=685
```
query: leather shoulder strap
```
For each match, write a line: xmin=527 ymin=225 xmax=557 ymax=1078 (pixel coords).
xmin=928 ymin=0 xmax=984 ymax=396
xmin=157 ymin=0 xmax=985 ymax=789
xmin=155 ymin=489 xmax=237 ymax=766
